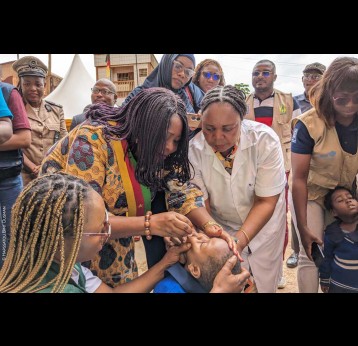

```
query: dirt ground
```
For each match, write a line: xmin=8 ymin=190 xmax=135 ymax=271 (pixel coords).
xmin=135 ymin=211 xmax=299 ymax=293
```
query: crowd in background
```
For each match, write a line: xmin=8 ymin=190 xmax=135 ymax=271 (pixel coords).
xmin=0 ymin=54 xmax=357 ymax=293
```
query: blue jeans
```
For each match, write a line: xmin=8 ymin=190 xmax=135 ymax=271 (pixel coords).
xmin=0 ymin=175 xmax=22 ymax=268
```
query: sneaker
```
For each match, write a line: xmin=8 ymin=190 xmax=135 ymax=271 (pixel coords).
xmin=277 ymin=276 xmax=287 ymax=289
xmin=286 ymin=252 xmax=299 ymax=268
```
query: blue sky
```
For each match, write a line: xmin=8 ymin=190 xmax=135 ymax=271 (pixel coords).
xmin=2 ymin=54 xmax=358 ymax=96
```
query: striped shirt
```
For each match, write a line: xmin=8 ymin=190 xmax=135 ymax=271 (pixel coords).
xmin=319 ymin=220 xmax=358 ymax=293
xmin=253 ymin=92 xmax=301 ymax=127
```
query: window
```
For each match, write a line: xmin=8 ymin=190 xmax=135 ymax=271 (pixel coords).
xmin=117 ymin=73 xmax=130 ymax=81
xmin=139 ymin=69 xmax=147 ymax=77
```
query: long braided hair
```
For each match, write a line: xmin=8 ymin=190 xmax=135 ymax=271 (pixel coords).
xmin=200 ymin=85 xmax=247 ymax=119
xmin=87 ymin=87 xmax=191 ymax=191
xmin=0 ymin=172 xmax=90 ymax=293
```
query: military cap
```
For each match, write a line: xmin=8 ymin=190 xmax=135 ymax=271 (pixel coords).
xmin=12 ymin=56 xmax=48 ymax=78
xmin=303 ymin=62 xmax=326 ymax=75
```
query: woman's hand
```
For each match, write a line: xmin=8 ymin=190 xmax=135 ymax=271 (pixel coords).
xmin=151 ymin=211 xmax=194 ymax=238
xmin=211 ymin=256 xmax=250 ymax=293
xmin=320 ymin=284 xmax=329 ymax=293
xmin=204 ymin=224 xmax=241 ymax=260
xmin=163 ymin=236 xmax=188 ymax=264
xmin=299 ymin=225 xmax=322 ymax=261
xmin=160 ymin=242 xmax=192 ymax=268
xmin=31 ymin=165 xmax=41 ymax=178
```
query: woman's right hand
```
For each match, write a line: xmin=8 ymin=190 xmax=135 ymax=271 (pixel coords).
xmin=210 ymin=256 xmax=250 ymax=293
xmin=299 ymin=225 xmax=322 ymax=261
xmin=150 ymin=211 xmax=194 ymax=239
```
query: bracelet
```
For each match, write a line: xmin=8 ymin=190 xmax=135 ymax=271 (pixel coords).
xmin=202 ymin=220 xmax=222 ymax=231
xmin=239 ymin=227 xmax=250 ymax=244
xmin=144 ymin=211 xmax=152 ymax=240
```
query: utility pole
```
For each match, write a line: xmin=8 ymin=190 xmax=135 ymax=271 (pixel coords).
xmin=135 ymin=54 xmax=139 ymax=86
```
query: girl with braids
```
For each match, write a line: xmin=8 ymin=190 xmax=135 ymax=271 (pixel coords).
xmin=40 ymin=87 xmax=236 ymax=288
xmin=189 ymin=85 xmax=287 ymax=293
xmin=192 ymin=59 xmax=226 ymax=94
xmin=0 ymin=172 xmax=193 ymax=293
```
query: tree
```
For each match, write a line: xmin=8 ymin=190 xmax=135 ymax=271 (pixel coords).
xmin=234 ymin=83 xmax=251 ymax=96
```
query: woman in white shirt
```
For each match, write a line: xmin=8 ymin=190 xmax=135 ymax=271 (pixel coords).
xmin=189 ymin=85 xmax=287 ymax=292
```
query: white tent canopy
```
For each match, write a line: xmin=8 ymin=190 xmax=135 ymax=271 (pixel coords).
xmin=45 ymin=54 xmax=95 ymax=119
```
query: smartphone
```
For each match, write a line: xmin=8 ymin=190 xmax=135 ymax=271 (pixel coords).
xmin=311 ymin=242 xmax=325 ymax=267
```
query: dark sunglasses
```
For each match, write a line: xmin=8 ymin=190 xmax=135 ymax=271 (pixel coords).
xmin=202 ymin=71 xmax=221 ymax=81
xmin=303 ymin=73 xmax=322 ymax=81
xmin=333 ymin=93 xmax=358 ymax=106
xmin=252 ymin=71 xmax=273 ymax=77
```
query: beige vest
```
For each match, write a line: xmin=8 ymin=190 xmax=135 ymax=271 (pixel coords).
xmin=246 ymin=89 xmax=293 ymax=171
xmin=291 ymin=109 xmax=358 ymax=206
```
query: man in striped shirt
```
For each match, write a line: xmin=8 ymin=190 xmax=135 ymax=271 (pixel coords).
xmin=245 ymin=60 xmax=301 ymax=289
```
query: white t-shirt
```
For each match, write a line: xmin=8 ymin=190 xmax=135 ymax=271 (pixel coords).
xmin=71 ymin=264 xmax=102 ymax=293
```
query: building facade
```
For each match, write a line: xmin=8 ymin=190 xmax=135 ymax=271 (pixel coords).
xmin=0 ymin=60 xmax=62 ymax=96
xmin=94 ymin=54 xmax=158 ymax=105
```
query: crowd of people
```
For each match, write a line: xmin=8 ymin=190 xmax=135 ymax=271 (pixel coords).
xmin=0 ymin=54 xmax=357 ymax=293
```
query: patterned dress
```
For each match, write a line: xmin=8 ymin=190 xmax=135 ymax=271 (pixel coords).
xmin=40 ymin=120 xmax=204 ymax=287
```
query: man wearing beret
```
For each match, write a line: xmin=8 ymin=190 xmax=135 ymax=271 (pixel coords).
xmin=13 ymin=56 xmax=68 ymax=186
xmin=294 ymin=62 xmax=326 ymax=113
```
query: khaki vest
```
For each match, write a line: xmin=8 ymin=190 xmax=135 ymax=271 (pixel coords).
xmin=291 ymin=109 xmax=358 ymax=206
xmin=246 ymin=89 xmax=293 ymax=171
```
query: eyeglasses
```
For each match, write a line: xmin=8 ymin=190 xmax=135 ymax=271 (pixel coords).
xmin=91 ymin=87 xmax=116 ymax=96
xmin=333 ymin=93 xmax=358 ymax=106
xmin=303 ymin=73 xmax=322 ymax=81
xmin=252 ymin=71 xmax=273 ymax=77
xmin=82 ymin=210 xmax=111 ymax=245
xmin=172 ymin=60 xmax=195 ymax=79
xmin=187 ymin=113 xmax=201 ymax=121
xmin=201 ymin=71 xmax=221 ymax=81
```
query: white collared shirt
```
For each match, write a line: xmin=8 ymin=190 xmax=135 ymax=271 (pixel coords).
xmin=189 ymin=120 xmax=286 ymax=252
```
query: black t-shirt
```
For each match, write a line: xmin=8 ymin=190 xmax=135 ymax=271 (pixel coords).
xmin=292 ymin=116 xmax=358 ymax=155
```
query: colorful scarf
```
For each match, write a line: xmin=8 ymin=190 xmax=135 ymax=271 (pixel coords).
xmin=215 ymin=144 xmax=238 ymax=175
xmin=112 ymin=139 xmax=151 ymax=216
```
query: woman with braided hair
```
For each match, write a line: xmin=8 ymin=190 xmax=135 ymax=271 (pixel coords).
xmin=0 ymin=172 xmax=193 ymax=293
xmin=40 ymin=87 xmax=237 ymax=288
xmin=189 ymin=85 xmax=287 ymax=292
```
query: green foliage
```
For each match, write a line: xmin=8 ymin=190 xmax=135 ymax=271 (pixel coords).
xmin=234 ymin=83 xmax=251 ymax=96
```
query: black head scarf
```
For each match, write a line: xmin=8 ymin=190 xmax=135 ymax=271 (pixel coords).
xmin=140 ymin=54 xmax=197 ymax=112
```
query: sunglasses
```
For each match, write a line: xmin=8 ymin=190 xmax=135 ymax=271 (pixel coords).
xmin=252 ymin=71 xmax=273 ymax=77
xmin=333 ymin=93 xmax=358 ymax=107
xmin=201 ymin=71 xmax=221 ymax=81
xmin=82 ymin=210 xmax=111 ymax=245
xmin=173 ymin=60 xmax=195 ymax=79
xmin=303 ymin=73 xmax=322 ymax=81
xmin=91 ymin=87 xmax=116 ymax=96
